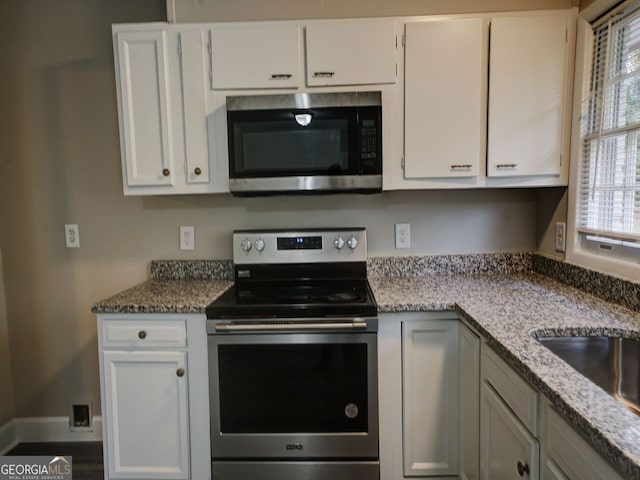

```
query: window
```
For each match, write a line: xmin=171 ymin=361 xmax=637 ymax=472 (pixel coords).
xmin=579 ymin=3 xmax=640 ymax=259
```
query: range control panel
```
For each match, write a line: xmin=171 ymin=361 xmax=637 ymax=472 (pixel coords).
xmin=233 ymin=228 xmax=366 ymax=265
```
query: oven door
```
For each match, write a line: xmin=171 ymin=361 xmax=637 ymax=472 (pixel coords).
xmin=208 ymin=330 xmax=378 ymax=459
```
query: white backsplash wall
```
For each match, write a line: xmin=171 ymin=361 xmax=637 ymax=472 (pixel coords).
xmin=140 ymin=189 xmax=537 ymax=260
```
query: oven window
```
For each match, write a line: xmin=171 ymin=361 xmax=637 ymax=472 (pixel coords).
xmin=217 ymin=342 xmax=369 ymax=433
xmin=228 ymin=108 xmax=359 ymax=177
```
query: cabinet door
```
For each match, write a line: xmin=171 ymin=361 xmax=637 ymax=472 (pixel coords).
xmin=402 ymin=319 xmax=459 ymax=477
xmin=103 ymin=350 xmax=189 ymax=479
xmin=114 ymin=29 xmax=175 ymax=188
xmin=487 ymin=14 xmax=568 ymax=177
xmin=404 ymin=18 xmax=484 ymax=179
xmin=177 ymin=30 xmax=210 ymax=185
xmin=210 ymin=24 xmax=300 ymax=89
xmin=306 ymin=21 xmax=396 ymax=86
xmin=481 ymin=384 xmax=539 ymax=480
xmin=459 ymin=323 xmax=480 ymax=480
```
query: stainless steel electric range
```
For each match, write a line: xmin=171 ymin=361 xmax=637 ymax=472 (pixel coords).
xmin=206 ymin=228 xmax=379 ymax=480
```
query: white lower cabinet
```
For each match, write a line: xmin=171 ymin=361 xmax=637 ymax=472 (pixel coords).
xmin=481 ymin=384 xmax=539 ymax=480
xmin=379 ymin=312 xmax=479 ymax=480
xmin=102 ymin=350 xmax=190 ymax=479
xmin=402 ymin=319 xmax=459 ymax=476
xmin=98 ymin=314 xmax=211 ymax=480
xmin=541 ymin=404 xmax=624 ymax=480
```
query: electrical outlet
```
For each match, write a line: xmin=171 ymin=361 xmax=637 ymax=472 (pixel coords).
xmin=65 ymin=224 xmax=80 ymax=248
xmin=180 ymin=226 xmax=195 ymax=251
xmin=555 ymin=222 xmax=566 ymax=252
xmin=395 ymin=223 xmax=411 ymax=249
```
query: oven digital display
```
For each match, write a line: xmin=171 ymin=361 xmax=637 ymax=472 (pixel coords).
xmin=277 ymin=236 xmax=323 ymax=250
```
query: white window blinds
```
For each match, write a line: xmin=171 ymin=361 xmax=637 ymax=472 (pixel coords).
xmin=579 ymin=3 xmax=640 ymax=243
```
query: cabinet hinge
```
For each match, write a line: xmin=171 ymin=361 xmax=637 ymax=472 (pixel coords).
xmin=401 ymin=156 xmax=405 ymax=170
xmin=177 ymin=36 xmax=182 ymax=57
xmin=402 ymin=33 xmax=406 ymax=48
xmin=566 ymin=27 xmax=568 ymax=43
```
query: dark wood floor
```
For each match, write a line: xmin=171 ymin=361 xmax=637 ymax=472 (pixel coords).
xmin=6 ymin=442 xmax=104 ymax=480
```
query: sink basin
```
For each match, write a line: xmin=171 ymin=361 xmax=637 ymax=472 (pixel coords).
xmin=537 ymin=336 xmax=640 ymax=415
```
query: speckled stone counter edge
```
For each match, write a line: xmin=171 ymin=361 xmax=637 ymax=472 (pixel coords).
xmin=151 ymin=260 xmax=234 ymax=280
xmin=533 ymin=254 xmax=640 ymax=313
xmin=367 ymin=252 xmax=533 ymax=276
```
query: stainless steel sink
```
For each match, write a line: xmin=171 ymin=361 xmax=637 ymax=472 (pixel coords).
xmin=537 ymin=336 xmax=640 ymax=415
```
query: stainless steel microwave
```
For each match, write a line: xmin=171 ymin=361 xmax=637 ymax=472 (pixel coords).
xmin=226 ymin=91 xmax=382 ymax=196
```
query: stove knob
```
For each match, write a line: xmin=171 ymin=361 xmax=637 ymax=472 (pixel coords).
xmin=240 ymin=238 xmax=252 ymax=253
xmin=254 ymin=238 xmax=265 ymax=252
xmin=347 ymin=235 xmax=358 ymax=250
xmin=334 ymin=236 xmax=345 ymax=250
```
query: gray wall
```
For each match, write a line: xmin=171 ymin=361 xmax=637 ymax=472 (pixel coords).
xmin=173 ymin=0 xmax=576 ymax=22
xmin=0 ymin=0 xmax=560 ymax=419
xmin=0 ymin=249 xmax=14 ymax=426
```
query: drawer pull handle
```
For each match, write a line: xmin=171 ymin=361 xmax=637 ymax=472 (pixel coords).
xmin=450 ymin=164 xmax=473 ymax=169
xmin=138 ymin=330 xmax=147 ymax=340
xmin=162 ymin=168 xmax=170 ymax=176
xmin=176 ymin=368 xmax=185 ymax=378
xmin=270 ymin=73 xmax=292 ymax=79
xmin=313 ymin=71 xmax=335 ymax=78
xmin=517 ymin=461 xmax=529 ymax=477
xmin=496 ymin=163 xmax=518 ymax=169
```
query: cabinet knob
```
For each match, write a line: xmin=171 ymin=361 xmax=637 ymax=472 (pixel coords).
xmin=176 ymin=368 xmax=185 ymax=378
xmin=517 ymin=461 xmax=530 ymax=477
xmin=162 ymin=168 xmax=170 ymax=176
xmin=138 ymin=330 xmax=147 ymax=340
xmin=194 ymin=167 xmax=202 ymax=176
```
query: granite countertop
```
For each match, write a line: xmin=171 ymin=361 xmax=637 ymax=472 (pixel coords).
xmin=91 ymin=279 xmax=233 ymax=314
xmin=370 ymin=272 xmax=640 ymax=479
xmin=91 ymin=256 xmax=640 ymax=478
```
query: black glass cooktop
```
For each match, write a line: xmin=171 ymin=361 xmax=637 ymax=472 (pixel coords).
xmin=206 ymin=280 xmax=377 ymax=319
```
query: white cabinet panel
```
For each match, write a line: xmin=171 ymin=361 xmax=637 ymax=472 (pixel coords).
xmin=481 ymin=383 xmax=539 ymax=480
xmin=487 ymin=14 xmax=569 ymax=177
xmin=306 ymin=21 xmax=396 ymax=86
xmin=115 ymin=29 xmax=174 ymax=188
xmin=459 ymin=322 xmax=480 ymax=480
xmin=544 ymin=407 xmax=624 ymax=480
xmin=210 ymin=24 xmax=300 ymax=89
xmin=404 ymin=18 xmax=484 ymax=179
xmin=103 ymin=350 xmax=189 ymax=479
xmin=178 ymin=30 xmax=210 ymax=184
xmin=402 ymin=319 xmax=459 ymax=477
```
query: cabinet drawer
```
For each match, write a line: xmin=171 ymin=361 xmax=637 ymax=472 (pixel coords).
xmin=102 ymin=320 xmax=186 ymax=348
xmin=546 ymin=408 xmax=624 ymax=480
xmin=482 ymin=345 xmax=538 ymax=434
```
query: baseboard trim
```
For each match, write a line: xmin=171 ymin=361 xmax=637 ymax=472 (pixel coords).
xmin=14 ymin=416 xmax=103 ymax=443
xmin=0 ymin=419 xmax=17 ymax=455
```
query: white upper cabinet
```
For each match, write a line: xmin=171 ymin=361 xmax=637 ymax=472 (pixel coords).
xmin=404 ymin=18 xmax=484 ymax=179
xmin=113 ymin=24 xmax=227 ymax=196
xmin=305 ymin=21 xmax=397 ymax=86
xmin=115 ymin=28 xmax=175 ymax=188
xmin=487 ymin=13 xmax=569 ymax=177
xmin=210 ymin=24 xmax=301 ymax=89
xmin=177 ymin=29 xmax=210 ymax=185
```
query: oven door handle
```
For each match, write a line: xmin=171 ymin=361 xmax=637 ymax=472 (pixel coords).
xmin=214 ymin=319 xmax=369 ymax=332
